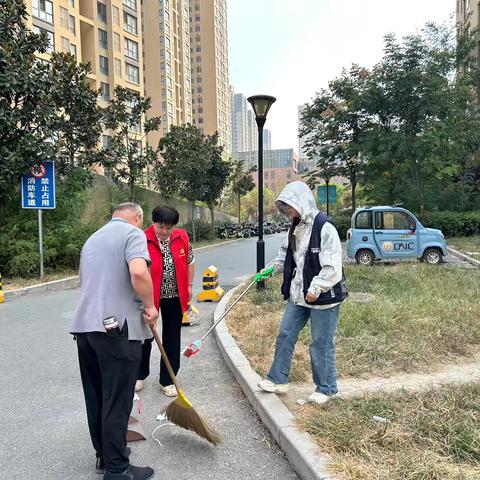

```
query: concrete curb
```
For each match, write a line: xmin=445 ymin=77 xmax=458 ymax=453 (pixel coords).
xmin=193 ymin=237 xmax=243 ymax=251
xmin=4 ymin=276 xmax=80 ymax=299
xmin=214 ymin=285 xmax=334 ymax=480
xmin=447 ymin=247 xmax=480 ymax=268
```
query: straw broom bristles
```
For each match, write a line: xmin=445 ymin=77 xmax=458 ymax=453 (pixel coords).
xmin=165 ymin=390 xmax=221 ymax=445
xmin=150 ymin=326 xmax=221 ymax=446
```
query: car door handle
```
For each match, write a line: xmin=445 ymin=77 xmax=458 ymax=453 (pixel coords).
xmin=376 ymin=231 xmax=383 ymax=234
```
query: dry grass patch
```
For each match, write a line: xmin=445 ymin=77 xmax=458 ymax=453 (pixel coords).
xmin=227 ymin=264 xmax=480 ymax=378
xmin=295 ymin=383 xmax=480 ymax=480
xmin=449 ymin=236 xmax=480 ymax=255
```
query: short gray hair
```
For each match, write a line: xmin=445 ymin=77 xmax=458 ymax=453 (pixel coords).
xmin=113 ymin=202 xmax=143 ymax=215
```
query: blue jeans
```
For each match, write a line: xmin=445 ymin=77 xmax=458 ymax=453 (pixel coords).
xmin=267 ymin=302 xmax=340 ymax=395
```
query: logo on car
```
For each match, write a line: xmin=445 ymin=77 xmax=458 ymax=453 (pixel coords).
xmin=383 ymin=242 xmax=394 ymax=251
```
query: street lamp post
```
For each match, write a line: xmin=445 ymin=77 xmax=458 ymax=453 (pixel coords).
xmin=247 ymin=95 xmax=276 ymax=287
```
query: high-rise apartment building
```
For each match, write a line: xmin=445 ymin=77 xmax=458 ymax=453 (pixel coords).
xmin=231 ymin=92 xmax=248 ymax=153
xmin=263 ymin=129 xmax=272 ymax=150
xmin=142 ymin=0 xmax=192 ymax=148
xmin=27 ymin=0 xmax=144 ymax=102
xmin=189 ymin=0 xmax=231 ymax=155
xmin=457 ymin=0 xmax=479 ymax=29
xmin=457 ymin=0 xmax=480 ymax=59
xmin=246 ymin=109 xmax=258 ymax=152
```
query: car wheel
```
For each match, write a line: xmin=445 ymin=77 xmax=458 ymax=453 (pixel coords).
xmin=355 ymin=249 xmax=374 ymax=266
xmin=422 ymin=248 xmax=442 ymax=265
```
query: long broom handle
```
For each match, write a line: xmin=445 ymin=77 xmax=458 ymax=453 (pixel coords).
xmin=149 ymin=324 xmax=181 ymax=392
xmin=199 ymin=278 xmax=257 ymax=342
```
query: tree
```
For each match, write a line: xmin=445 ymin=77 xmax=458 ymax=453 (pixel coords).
xmin=155 ymin=124 xmax=211 ymax=242
xmin=198 ymin=133 xmax=230 ymax=239
xmin=240 ymin=187 xmax=276 ymax=221
xmin=361 ymin=24 xmax=480 ymax=213
xmin=0 ymin=0 xmax=58 ymax=205
xmin=229 ymin=159 xmax=256 ymax=222
xmin=48 ymin=53 xmax=103 ymax=176
xmin=300 ymin=65 xmax=369 ymax=211
xmin=101 ymin=86 xmax=161 ymax=202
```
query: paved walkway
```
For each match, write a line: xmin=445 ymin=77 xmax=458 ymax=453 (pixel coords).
xmin=283 ymin=355 xmax=480 ymax=409
xmin=0 ymin=290 xmax=299 ymax=480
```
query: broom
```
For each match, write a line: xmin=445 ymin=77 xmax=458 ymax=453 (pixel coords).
xmin=149 ymin=325 xmax=221 ymax=446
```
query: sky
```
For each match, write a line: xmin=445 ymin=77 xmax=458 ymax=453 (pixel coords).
xmin=227 ymin=0 xmax=455 ymax=153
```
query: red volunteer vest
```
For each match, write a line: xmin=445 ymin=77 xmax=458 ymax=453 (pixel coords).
xmin=144 ymin=225 xmax=190 ymax=313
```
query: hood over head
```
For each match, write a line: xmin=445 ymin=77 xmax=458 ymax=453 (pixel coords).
xmin=276 ymin=181 xmax=318 ymax=222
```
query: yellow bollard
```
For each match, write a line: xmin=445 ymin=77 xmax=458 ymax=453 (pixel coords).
xmin=197 ymin=265 xmax=224 ymax=302
xmin=182 ymin=302 xmax=200 ymax=326
xmin=0 ymin=273 xmax=4 ymax=304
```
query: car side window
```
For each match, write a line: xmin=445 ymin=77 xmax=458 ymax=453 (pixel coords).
xmin=379 ymin=211 xmax=414 ymax=230
xmin=355 ymin=211 xmax=372 ymax=229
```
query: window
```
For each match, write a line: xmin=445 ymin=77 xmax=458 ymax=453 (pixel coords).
xmin=70 ymin=43 xmax=77 ymax=59
xmin=124 ymin=12 xmax=138 ymax=35
xmin=114 ymin=58 xmax=122 ymax=77
xmin=112 ymin=6 xmax=120 ymax=25
xmin=32 ymin=26 xmax=54 ymax=53
xmin=60 ymin=7 xmax=69 ymax=28
xmin=123 ymin=0 xmax=137 ymax=9
xmin=32 ymin=0 xmax=54 ymax=24
xmin=97 ymin=2 xmax=107 ymax=22
xmin=375 ymin=211 xmax=414 ymax=231
xmin=125 ymin=63 xmax=139 ymax=84
xmin=114 ymin=32 xmax=121 ymax=52
xmin=100 ymin=82 xmax=110 ymax=100
xmin=99 ymin=55 xmax=109 ymax=75
xmin=125 ymin=38 xmax=138 ymax=60
xmin=61 ymin=36 xmax=70 ymax=52
xmin=98 ymin=29 xmax=108 ymax=49
xmin=464 ymin=0 xmax=471 ymax=17
xmin=355 ymin=211 xmax=372 ymax=229
xmin=69 ymin=0 xmax=75 ymax=7
xmin=69 ymin=15 xmax=76 ymax=35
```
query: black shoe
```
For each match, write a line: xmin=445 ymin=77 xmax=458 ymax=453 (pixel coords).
xmin=128 ymin=465 xmax=154 ymax=480
xmin=103 ymin=465 xmax=154 ymax=480
xmin=96 ymin=448 xmax=132 ymax=475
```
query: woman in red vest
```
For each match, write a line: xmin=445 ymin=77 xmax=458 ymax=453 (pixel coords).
xmin=135 ymin=206 xmax=195 ymax=396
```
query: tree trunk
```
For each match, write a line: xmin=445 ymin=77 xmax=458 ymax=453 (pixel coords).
xmin=129 ymin=179 xmax=135 ymax=202
xmin=191 ymin=201 xmax=196 ymax=243
xmin=350 ymin=169 xmax=357 ymax=212
xmin=209 ymin=202 xmax=215 ymax=240
xmin=238 ymin=192 xmax=241 ymax=223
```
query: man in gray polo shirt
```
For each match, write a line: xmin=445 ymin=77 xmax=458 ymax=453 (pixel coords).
xmin=71 ymin=202 xmax=158 ymax=480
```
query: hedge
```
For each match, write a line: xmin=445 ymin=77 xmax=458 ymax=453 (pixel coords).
xmin=417 ymin=211 xmax=480 ymax=238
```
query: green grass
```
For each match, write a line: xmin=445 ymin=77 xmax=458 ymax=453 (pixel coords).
xmin=449 ymin=236 xmax=480 ymax=255
xmin=298 ymin=383 xmax=480 ymax=479
xmin=228 ymin=263 xmax=480 ymax=379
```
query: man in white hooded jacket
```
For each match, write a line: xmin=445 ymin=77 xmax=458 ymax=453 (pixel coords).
xmin=258 ymin=181 xmax=347 ymax=404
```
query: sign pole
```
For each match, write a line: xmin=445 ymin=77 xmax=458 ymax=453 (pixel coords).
xmin=326 ymin=179 xmax=330 ymax=216
xmin=38 ymin=209 xmax=44 ymax=279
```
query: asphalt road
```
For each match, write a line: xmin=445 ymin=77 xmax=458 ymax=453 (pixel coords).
xmin=0 ymin=232 xmax=298 ymax=480
xmin=192 ymin=233 xmax=286 ymax=290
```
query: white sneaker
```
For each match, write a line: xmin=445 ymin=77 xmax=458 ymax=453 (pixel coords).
xmin=161 ymin=384 xmax=177 ymax=397
xmin=307 ymin=391 xmax=336 ymax=405
xmin=134 ymin=380 xmax=144 ymax=392
xmin=257 ymin=379 xmax=289 ymax=394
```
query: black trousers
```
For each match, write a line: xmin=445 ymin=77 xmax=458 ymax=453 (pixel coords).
xmin=138 ymin=297 xmax=183 ymax=386
xmin=76 ymin=327 xmax=141 ymax=474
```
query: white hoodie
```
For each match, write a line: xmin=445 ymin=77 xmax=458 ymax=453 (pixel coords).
xmin=270 ymin=181 xmax=343 ymax=310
